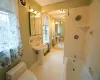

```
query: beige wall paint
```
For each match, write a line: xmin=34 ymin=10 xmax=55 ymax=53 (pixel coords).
xmin=0 ymin=0 xmax=41 ymax=80
xmin=64 ymin=6 xmax=89 ymax=60
xmin=85 ymin=0 xmax=100 ymax=79
xmin=18 ymin=0 xmax=41 ymax=68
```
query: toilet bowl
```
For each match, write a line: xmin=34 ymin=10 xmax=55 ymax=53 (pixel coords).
xmin=6 ymin=62 xmax=37 ymax=80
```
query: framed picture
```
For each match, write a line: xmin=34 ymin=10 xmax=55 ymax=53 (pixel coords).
xmin=19 ymin=0 xmax=26 ymax=6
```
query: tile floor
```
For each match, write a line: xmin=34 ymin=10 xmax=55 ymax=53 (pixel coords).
xmin=55 ymin=42 xmax=64 ymax=49
xmin=30 ymin=43 xmax=65 ymax=80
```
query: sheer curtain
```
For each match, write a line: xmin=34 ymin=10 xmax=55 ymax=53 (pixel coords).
xmin=0 ymin=0 xmax=22 ymax=66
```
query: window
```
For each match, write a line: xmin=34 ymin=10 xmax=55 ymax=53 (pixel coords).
xmin=0 ymin=11 xmax=20 ymax=51
xmin=0 ymin=0 xmax=22 ymax=66
xmin=43 ymin=26 xmax=49 ymax=43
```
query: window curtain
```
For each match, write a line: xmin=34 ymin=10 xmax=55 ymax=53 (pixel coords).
xmin=0 ymin=0 xmax=22 ymax=67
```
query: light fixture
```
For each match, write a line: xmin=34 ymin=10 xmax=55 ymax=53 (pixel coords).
xmin=29 ymin=7 xmax=41 ymax=18
xmin=35 ymin=12 xmax=41 ymax=18
xmin=61 ymin=22 xmax=63 ymax=24
xmin=55 ymin=21 xmax=60 ymax=24
xmin=60 ymin=9 xmax=65 ymax=14
xmin=29 ymin=8 xmax=34 ymax=12
xmin=35 ymin=15 xmax=40 ymax=18
xmin=37 ymin=12 xmax=40 ymax=15
xmin=61 ymin=16 xmax=65 ymax=19
xmin=34 ymin=11 xmax=38 ymax=14
xmin=57 ymin=22 xmax=60 ymax=24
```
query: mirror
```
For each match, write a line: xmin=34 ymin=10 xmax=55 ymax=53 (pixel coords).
xmin=29 ymin=12 xmax=42 ymax=36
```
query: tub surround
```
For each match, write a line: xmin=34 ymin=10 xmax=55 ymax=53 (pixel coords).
xmin=64 ymin=0 xmax=100 ymax=79
xmin=85 ymin=0 xmax=100 ymax=79
xmin=66 ymin=57 xmax=92 ymax=80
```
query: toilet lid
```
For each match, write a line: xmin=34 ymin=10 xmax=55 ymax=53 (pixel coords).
xmin=18 ymin=70 xmax=37 ymax=80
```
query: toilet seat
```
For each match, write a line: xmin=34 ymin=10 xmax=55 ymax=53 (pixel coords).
xmin=18 ymin=70 xmax=37 ymax=80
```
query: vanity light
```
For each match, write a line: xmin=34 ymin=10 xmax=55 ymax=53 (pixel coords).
xmin=34 ymin=11 xmax=38 ymax=14
xmin=29 ymin=8 xmax=34 ymax=12
xmin=35 ymin=15 xmax=40 ymax=18
xmin=35 ymin=12 xmax=41 ymax=18
xmin=55 ymin=21 xmax=58 ymax=24
xmin=55 ymin=21 xmax=60 ymax=24
xmin=61 ymin=22 xmax=63 ymax=24
xmin=37 ymin=12 xmax=40 ymax=15
xmin=35 ymin=14 xmax=40 ymax=18
xmin=29 ymin=7 xmax=41 ymax=18
xmin=60 ymin=9 xmax=65 ymax=14
xmin=58 ymin=22 xmax=60 ymax=24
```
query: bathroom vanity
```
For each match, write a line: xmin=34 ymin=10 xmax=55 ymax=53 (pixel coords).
xmin=29 ymin=36 xmax=48 ymax=65
xmin=34 ymin=44 xmax=48 ymax=64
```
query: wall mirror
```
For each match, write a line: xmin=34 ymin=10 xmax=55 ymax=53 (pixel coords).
xmin=29 ymin=12 xmax=42 ymax=36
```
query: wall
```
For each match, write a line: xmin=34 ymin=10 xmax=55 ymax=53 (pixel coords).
xmin=0 ymin=0 xmax=40 ymax=80
xmin=64 ymin=6 xmax=89 ymax=60
xmin=18 ymin=0 xmax=41 ymax=68
xmin=0 ymin=0 xmax=41 ymax=79
xmin=85 ymin=0 xmax=100 ymax=79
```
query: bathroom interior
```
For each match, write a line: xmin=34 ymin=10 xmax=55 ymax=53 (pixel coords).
xmin=0 ymin=0 xmax=100 ymax=80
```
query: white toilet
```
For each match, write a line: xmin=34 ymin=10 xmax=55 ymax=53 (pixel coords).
xmin=6 ymin=62 xmax=37 ymax=80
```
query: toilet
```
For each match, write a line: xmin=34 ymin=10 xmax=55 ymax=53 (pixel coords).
xmin=6 ymin=62 xmax=37 ymax=80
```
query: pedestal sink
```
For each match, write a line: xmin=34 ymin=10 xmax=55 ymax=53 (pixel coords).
xmin=33 ymin=44 xmax=48 ymax=65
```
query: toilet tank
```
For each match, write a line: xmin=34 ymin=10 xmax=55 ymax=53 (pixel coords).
xmin=6 ymin=62 xmax=27 ymax=80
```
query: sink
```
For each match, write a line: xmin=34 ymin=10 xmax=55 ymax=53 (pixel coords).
xmin=34 ymin=44 xmax=48 ymax=51
xmin=33 ymin=44 xmax=48 ymax=65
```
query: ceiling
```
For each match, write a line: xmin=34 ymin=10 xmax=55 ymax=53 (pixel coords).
xmin=48 ymin=10 xmax=65 ymax=20
xmin=34 ymin=0 xmax=92 ymax=21
xmin=34 ymin=0 xmax=66 ymax=6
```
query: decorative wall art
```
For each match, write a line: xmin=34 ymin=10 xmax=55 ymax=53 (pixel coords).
xmin=19 ymin=0 xmax=26 ymax=6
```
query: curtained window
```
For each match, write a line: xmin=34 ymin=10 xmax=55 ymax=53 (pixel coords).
xmin=0 ymin=0 xmax=22 ymax=67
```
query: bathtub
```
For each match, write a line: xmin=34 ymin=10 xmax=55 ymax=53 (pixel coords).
xmin=64 ymin=57 xmax=92 ymax=80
